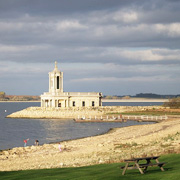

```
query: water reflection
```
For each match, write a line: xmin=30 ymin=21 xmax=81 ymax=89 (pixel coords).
xmin=0 ymin=102 xmax=155 ymax=150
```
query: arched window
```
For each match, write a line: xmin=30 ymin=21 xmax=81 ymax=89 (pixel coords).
xmin=82 ymin=101 xmax=85 ymax=107
xmin=57 ymin=76 xmax=59 ymax=89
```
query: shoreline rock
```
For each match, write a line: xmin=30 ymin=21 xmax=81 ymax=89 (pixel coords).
xmin=7 ymin=106 xmax=168 ymax=119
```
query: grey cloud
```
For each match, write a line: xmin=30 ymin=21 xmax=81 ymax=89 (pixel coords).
xmin=0 ymin=0 xmax=135 ymax=18
xmin=1 ymin=16 xmax=180 ymax=50
xmin=1 ymin=44 xmax=180 ymax=66
xmin=1 ymin=0 xmax=179 ymax=24
xmin=0 ymin=0 xmax=180 ymax=95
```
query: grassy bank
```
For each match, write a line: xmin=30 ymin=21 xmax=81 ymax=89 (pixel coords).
xmin=108 ymin=111 xmax=180 ymax=116
xmin=0 ymin=153 xmax=179 ymax=180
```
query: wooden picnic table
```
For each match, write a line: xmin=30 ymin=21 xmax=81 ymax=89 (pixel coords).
xmin=121 ymin=156 xmax=165 ymax=175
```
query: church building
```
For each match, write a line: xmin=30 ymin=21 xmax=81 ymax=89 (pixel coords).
xmin=41 ymin=62 xmax=102 ymax=108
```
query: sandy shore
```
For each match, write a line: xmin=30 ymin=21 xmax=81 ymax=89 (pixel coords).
xmin=0 ymin=118 xmax=180 ymax=171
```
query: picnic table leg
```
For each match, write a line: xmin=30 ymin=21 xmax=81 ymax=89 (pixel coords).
xmin=143 ymin=159 xmax=151 ymax=173
xmin=143 ymin=166 xmax=148 ymax=173
xmin=122 ymin=163 xmax=129 ymax=175
xmin=135 ymin=162 xmax=144 ymax=174
xmin=156 ymin=159 xmax=165 ymax=171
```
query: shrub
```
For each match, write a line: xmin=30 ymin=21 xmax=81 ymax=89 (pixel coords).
xmin=163 ymin=97 xmax=180 ymax=108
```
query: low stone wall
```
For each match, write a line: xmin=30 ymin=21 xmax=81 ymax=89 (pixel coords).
xmin=7 ymin=107 xmax=103 ymax=119
xmin=7 ymin=106 xmax=168 ymax=119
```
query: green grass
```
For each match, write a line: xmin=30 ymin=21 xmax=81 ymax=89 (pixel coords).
xmin=0 ymin=154 xmax=180 ymax=180
xmin=108 ymin=111 xmax=180 ymax=116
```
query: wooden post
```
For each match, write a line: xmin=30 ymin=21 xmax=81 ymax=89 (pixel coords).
xmin=135 ymin=162 xmax=144 ymax=174
xmin=122 ymin=163 xmax=129 ymax=175
xmin=155 ymin=159 xmax=165 ymax=171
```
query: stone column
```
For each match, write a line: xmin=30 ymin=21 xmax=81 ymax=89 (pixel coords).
xmin=61 ymin=72 xmax=63 ymax=92
xmin=54 ymin=75 xmax=56 ymax=93
xmin=49 ymin=73 xmax=51 ymax=92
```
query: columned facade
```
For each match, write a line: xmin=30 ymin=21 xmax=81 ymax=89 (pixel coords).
xmin=41 ymin=62 xmax=102 ymax=108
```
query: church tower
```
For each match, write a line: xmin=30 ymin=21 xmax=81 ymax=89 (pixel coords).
xmin=48 ymin=61 xmax=63 ymax=94
xmin=41 ymin=61 xmax=102 ymax=108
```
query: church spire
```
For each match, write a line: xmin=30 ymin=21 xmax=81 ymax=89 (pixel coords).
xmin=54 ymin=61 xmax=58 ymax=70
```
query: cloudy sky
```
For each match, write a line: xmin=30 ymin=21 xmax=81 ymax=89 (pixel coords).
xmin=0 ymin=0 xmax=180 ymax=96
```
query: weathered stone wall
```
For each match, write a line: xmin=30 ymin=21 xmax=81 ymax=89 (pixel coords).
xmin=7 ymin=107 xmax=103 ymax=119
xmin=7 ymin=106 xmax=168 ymax=119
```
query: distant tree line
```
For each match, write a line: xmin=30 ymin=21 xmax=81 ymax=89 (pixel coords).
xmin=103 ymin=93 xmax=180 ymax=99
xmin=0 ymin=91 xmax=40 ymax=101
xmin=134 ymin=93 xmax=180 ymax=99
xmin=0 ymin=91 xmax=6 ymax=98
xmin=163 ymin=97 xmax=180 ymax=109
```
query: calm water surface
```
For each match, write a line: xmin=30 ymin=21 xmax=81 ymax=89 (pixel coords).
xmin=0 ymin=102 xmax=159 ymax=150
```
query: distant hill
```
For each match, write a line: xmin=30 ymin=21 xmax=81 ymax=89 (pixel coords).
xmin=133 ymin=93 xmax=180 ymax=99
xmin=0 ymin=91 xmax=40 ymax=101
xmin=103 ymin=93 xmax=180 ymax=99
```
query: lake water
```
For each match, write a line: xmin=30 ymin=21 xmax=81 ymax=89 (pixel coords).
xmin=0 ymin=102 xmax=161 ymax=150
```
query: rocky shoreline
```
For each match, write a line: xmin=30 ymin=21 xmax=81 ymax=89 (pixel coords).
xmin=0 ymin=118 xmax=180 ymax=171
xmin=7 ymin=106 xmax=167 ymax=119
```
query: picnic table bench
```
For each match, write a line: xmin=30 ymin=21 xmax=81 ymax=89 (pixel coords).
xmin=121 ymin=156 xmax=166 ymax=175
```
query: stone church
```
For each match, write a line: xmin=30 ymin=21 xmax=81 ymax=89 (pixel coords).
xmin=41 ymin=62 xmax=102 ymax=108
